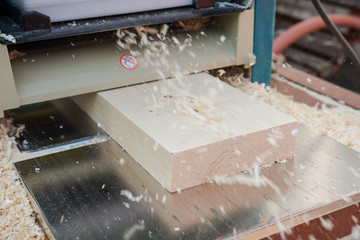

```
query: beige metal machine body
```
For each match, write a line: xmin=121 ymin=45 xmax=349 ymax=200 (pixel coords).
xmin=0 ymin=9 xmax=255 ymax=118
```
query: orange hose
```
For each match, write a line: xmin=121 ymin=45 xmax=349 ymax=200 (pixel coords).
xmin=273 ymin=14 xmax=360 ymax=54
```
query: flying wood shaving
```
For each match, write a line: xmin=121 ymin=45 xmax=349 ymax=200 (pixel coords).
xmin=123 ymin=221 xmax=145 ymax=240
xmin=266 ymin=128 xmax=285 ymax=147
xmin=218 ymin=69 xmax=226 ymax=76
xmin=116 ymin=29 xmax=125 ymax=39
xmin=220 ymin=35 xmax=226 ymax=43
xmin=214 ymin=171 xmax=281 ymax=194
xmin=160 ymin=24 xmax=169 ymax=36
xmin=320 ymin=217 xmax=334 ymax=231
xmin=172 ymin=36 xmax=181 ymax=45
xmin=120 ymin=190 xmax=143 ymax=202
xmin=0 ymin=32 xmax=16 ymax=43
xmin=135 ymin=26 xmax=158 ymax=37
xmin=351 ymin=225 xmax=360 ymax=239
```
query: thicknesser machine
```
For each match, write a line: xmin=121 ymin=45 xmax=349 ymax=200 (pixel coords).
xmin=0 ymin=1 xmax=283 ymax=239
xmin=0 ymin=0 xmax=275 ymax=116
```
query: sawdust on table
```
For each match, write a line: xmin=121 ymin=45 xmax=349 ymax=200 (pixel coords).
xmin=1 ymin=68 xmax=360 ymax=238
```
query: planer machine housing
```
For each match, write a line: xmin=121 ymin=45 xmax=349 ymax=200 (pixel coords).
xmin=0 ymin=0 xmax=276 ymax=118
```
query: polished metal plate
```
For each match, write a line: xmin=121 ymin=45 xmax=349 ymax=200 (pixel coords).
xmin=14 ymin=124 xmax=360 ymax=239
xmin=9 ymin=98 xmax=107 ymax=152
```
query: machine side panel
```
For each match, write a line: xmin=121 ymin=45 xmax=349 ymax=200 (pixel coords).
xmin=252 ymin=0 xmax=276 ymax=85
xmin=0 ymin=45 xmax=19 ymax=117
xmin=11 ymin=28 xmax=236 ymax=106
xmin=216 ymin=10 xmax=254 ymax=66
xmin=236 ymin=9 xmax=254 ymax=66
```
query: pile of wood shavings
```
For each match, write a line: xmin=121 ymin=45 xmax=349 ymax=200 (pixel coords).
xmin=221 ymin=70 xmax=360 ymax=153
xmin=0 ymin=120 xmax=46 ymax=240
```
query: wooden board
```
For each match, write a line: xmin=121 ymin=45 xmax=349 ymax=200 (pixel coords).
xmin=73 ymin=73 xmax=297 ymax=192
xmin=276 ymin=65 xmax=360 ymax=110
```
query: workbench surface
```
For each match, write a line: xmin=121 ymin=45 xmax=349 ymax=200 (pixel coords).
xmin=14 ymin=124 xmax=360 ymax=239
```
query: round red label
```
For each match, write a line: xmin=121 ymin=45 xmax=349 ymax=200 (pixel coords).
xmin=120 ymin=54 xmax=139 ymax=70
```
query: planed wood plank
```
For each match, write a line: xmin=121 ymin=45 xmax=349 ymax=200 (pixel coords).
xmin=74 ymin=73 xmax=297 ymax=192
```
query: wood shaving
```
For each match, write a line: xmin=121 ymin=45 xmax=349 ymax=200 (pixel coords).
xmin=160 ymin=24 xmax=169 ymax=36
xmin=135 ymin=26 xmax=158 ymax=37
xmin=0 ymin=119 xmax=46 ymax=239
xmin=0 ymin=32 xmax=16 ymax=43
xmin=175 ymin=18 xmax=214 ymax=32
xmin=218 ymin=69 xmax=226 ymax=76
xmin=8 ymin=49 xmax=26 ymax=60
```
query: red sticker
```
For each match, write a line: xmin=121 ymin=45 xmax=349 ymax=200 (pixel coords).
xmin=120 ymin=54 xmax=139 ymax=70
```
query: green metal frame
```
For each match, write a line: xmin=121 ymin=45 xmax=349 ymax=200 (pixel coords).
xmin=252 ymin=0 xmax=277 ymax=86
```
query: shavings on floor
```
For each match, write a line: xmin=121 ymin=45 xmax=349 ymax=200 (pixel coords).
xmin=0 ymin=119 xmax=46 ymax=240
